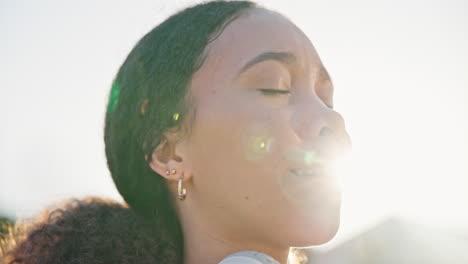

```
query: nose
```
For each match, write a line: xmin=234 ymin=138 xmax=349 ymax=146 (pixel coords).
xmin=293 ymin=99 xmax=351 ymax=152
xmin=319 ymin=113 xmax=352 ymax=152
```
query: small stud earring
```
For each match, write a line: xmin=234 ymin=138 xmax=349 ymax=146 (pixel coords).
xmin=171 ymin=169 xmax=176 ymax=175
xmin=178 ymin=174 xmax=186 ymax=201
xmin=165 ymin=170 xmax=170 ymax=175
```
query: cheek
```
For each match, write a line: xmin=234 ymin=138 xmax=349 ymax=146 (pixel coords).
xmin=187 ymin=92 xmax=295 ymax=204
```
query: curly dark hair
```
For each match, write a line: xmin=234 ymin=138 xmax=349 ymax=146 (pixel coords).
xmin=0 ymin=197 xmax=174 ymax=264
xmin=2 ymin=1 xmax=259 ymax=263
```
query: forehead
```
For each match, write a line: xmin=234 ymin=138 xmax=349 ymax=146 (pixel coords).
xmin=193 ymin=8 xmax=322 ymax=84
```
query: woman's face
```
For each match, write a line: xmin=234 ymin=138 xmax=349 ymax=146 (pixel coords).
xmin=181 ymin=8 xmax=350 ymax=247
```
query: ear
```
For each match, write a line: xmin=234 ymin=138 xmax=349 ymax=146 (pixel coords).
xmin=148 ymin=132 xmax=193 ymax=183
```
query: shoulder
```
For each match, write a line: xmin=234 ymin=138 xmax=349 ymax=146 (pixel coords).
xmin=219 ymin=251 xmax=280 ymax=264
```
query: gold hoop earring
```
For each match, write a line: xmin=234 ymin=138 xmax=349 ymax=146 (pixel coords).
xmin=178 ymin=174 xmax=186 ymax=201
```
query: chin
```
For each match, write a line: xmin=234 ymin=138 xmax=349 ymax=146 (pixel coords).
xmin=308 ymin=218 xmax=341 ymax=246
xmin=290 ymin=205 xmax=342 ymax=247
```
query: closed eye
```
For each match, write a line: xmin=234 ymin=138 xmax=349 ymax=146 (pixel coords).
xmin=258 ymin=89 xmax=291 ymax=95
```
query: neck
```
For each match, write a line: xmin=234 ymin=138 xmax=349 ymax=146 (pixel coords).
xmin=182 ymin=226 xmax=290 ymax=264
xmin=178 ymin=202 xmax=290 ymax=264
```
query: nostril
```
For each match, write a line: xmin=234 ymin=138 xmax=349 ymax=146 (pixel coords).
xmin=319 ymin=127 xmax=334 ymax=137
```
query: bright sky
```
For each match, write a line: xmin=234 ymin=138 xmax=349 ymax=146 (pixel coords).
xmin=1 ymin=0 xmax=467 ymax=249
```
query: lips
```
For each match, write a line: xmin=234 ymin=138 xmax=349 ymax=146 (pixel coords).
xmin=289 ymin=167 xmax=330 ymax=178
xmin=282 ymin=165 xmax=341 ymax=206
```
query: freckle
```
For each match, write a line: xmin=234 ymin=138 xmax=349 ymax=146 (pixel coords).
xmin=244 ymin=196 xmax=249 ymax=200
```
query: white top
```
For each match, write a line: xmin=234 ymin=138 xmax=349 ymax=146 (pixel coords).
xmin=219 ymin=251 xmax=281 ymax=264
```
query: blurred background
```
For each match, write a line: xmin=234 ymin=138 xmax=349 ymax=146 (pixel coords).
xmin=1 ymin=0 xmax=467 ymax=262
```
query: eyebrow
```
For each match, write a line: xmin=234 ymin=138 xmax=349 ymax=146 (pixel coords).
xmin=236 ymin=51 xmax=332 ymax=83
xmin=237 ymin=51 xmax=297 ymax=77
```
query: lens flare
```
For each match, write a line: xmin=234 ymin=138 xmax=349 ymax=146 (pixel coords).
xmin=246 ymin=134 xmax=273 ymax=160
xmin=283 ymin=145 xmax=325 ymax=167
xmin=242 ymin=123 xmax=274 ymax=161
xmin=107 ymin=82 xmax=120 ymax=113
xmin=278 ymin=139 xmax=350 ymax=210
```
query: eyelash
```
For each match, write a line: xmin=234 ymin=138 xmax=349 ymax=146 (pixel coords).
xmin=258 ymin=89 xmax=291 ymax=96
xmin=258 ymin=89 xmax=334 ymax=109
